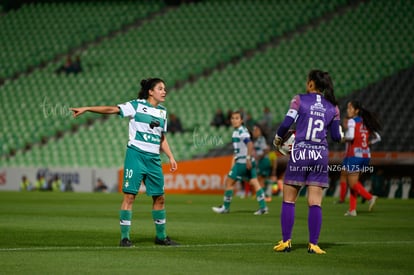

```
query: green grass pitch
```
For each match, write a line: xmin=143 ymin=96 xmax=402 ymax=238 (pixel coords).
xmin=1 ymin=191 xmax=414 ymax=274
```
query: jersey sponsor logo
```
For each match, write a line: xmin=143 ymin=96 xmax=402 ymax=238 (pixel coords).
xmin=353 ymin=148 xmax=371 ymax=158
xmin=142 ymin=133 xmax=161 ymax=143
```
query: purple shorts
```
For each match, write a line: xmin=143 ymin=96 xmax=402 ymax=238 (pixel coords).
xmin=283 ymin=142 xmax=329 ymax=188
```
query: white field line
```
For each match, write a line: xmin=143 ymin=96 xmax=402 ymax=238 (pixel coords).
xmin=1 ymin=240 xmax=414 ymax=252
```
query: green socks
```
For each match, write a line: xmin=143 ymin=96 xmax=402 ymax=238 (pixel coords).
xmin=152 ymin=209 xmax=167 ymax=240
xmin=256 ymin=189 xmax=267 ymax=209
xmin=120 ymin=210 xmax=132 ymax=240
xmin=120 ymin=209 xmax=168 ymax=241
xmin=224 ymin=189 xmax=233 ymax=210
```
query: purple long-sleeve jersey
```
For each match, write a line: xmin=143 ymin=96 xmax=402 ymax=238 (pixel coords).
xmin=277 ymin=93 xmax=342 ymax=146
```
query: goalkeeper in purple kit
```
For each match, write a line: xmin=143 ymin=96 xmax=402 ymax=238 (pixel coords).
xmin=273 ymin=70 xmax=343 ymax=254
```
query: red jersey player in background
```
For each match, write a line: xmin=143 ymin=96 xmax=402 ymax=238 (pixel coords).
xmin=341 ymin=100 xmax=382 ymax=216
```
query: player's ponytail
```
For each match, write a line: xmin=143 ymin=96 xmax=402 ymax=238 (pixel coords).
xmin=138 ymin=78 xmax=165 ymax=99
xmin=349 ymin=100 xmax=382 ymax=133
xmin=322 ymin=72 xmax=338 ymax=106
xmin=308 ymin=70 xmax=338 ymax=106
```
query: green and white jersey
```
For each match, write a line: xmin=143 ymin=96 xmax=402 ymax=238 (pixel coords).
xmin=118 ymin=99 xmax=167 ymax=155
xmin=232 ymin=125 xmax=251 ymax=164
xmin=254 ymin=136 xmax=269 ymax=157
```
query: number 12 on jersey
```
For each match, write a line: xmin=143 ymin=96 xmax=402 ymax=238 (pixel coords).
xmin=305 ymin=118 xmax=324 ymax=142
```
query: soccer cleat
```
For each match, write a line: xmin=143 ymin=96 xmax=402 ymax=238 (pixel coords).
xmin=212 ymin=205 xmax=229 ymax=214
xmin=155 ymin=236 xmax=179 ymax=246
xmin=273 ymin=239 xmax=291 ymax=252
xmin=368 ymin=195 xmax=377 ymax=212
xmin=308 ymin=243 xmax=326 ymax=254
xmin=344 ymin=210 xmax=357 ymax=216
xmin=119 ymin=238 xmax=134 ymax=247
xmin=253 ymin=207 xmax=269 ymax=215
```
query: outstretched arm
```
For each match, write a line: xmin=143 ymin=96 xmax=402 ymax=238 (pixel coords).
xmin=70 ymin=106 xmax=120 ymax=117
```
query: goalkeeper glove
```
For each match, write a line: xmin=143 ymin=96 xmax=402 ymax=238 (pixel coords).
xmin=273 ymin=135 xmax=283 ymax=149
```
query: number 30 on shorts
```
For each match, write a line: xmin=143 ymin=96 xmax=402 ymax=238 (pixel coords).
xmin=125 ymin=169 xmax=133 ymax=179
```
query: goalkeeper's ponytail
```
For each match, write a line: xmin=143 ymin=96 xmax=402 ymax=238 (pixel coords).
xmin=308 ymin=70 xmax=338 ymax=106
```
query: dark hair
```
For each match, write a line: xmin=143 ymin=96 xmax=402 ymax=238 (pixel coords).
xmin=231 ymin=110 xmax=245 ymax=126
xmin=254 ymin=123 xmax=268 ymax=140
xmin=348 ymin=100 xmax=382 ymax=133
xmin=308 ymin=70 xmax=337 ymax=106
xmin=138 ymin=78 xmax=165 ymax=99
xmin=232 ymin=110 xmax=243 ymax=120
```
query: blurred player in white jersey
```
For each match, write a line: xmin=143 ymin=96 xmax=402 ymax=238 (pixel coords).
xmin=252 ymin=123 xmax=273 ymax=201
xmin=212 ymin=111 xmax=268 ymax=215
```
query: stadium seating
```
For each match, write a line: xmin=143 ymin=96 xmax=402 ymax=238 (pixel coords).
xmin=1 ymin=0 xmax=348 ymax=166
xmin=0 ymin=1 xmax=165 ymax=79
xmin=330 ymin=66 xmax=414 ymax=152
xmin=1 ymin=0 xmax=414 ymax=167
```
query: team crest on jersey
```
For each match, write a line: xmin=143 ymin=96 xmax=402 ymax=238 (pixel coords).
xmin=160 ymin=109 xmax=166 ymax=119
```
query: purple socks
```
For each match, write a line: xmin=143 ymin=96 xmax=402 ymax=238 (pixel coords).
xmin=308 ymin=205 xmax=322 ymax=245
xmin=281 ymin=202 xmax=322 ymax=245
xmin=281 ymin=201 xmax=295 ymax=241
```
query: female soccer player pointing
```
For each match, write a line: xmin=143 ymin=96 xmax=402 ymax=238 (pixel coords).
xmin=70 ymin=78 xmax=178 ymax=247
xmin=273 ymin=70 xmax=343 ymax=254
